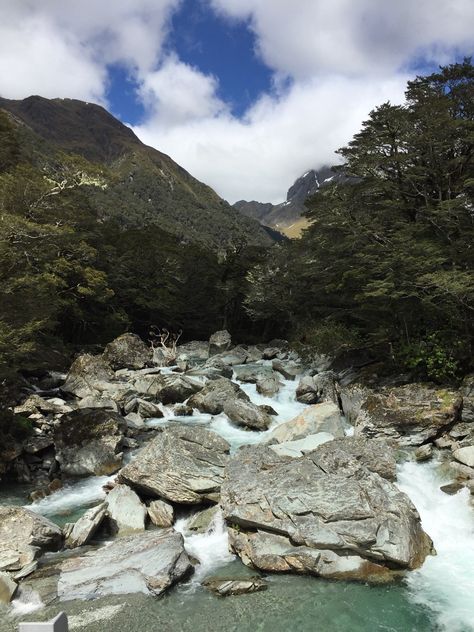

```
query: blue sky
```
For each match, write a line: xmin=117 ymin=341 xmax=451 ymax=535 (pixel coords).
xmin=0 ymin=0 xmax=473 ymax=203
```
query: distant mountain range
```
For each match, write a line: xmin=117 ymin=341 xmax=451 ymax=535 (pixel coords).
xmin=234 ymin=167 xmax=342 ymax=237
xmin=0 ymin=95 xmax=278 ymax=249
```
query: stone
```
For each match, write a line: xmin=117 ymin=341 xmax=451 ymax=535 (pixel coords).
xmin=223 ymin=399 xmax=272 ymax=431
xmin=0 ymin=571 xmax=17 ymax=603
xmin=220 ymin=439 xmax=429 ymax=581
xmin=133 ymin=373 xmax=203 ymax=404
xmin=440 ymin=482 xmax=464 ymax=495
xmin=266 ymin=402 xmax=344 ymax=444
xmin=137 ymin=399 xmax=163 ymax=419
xmin=460 ymin=374 xmax=474 ymax=423
xmin=256 ymin=373 xmax=281 ymax=397
xmin=270 ymin=433 xmax=335 ymax=458
xmin=62 ymin=354 xmax=116 ymax=399
xmin=233 ymin=365 xmax=275 ymax=384
xmin=105 ymin=484 xmax=147 ymax=535
xmin=148 ymin=500 xmax=175 ymax=528
xmin=187 ymin=378 xmax=249 ymax=415
xmin=202 ymin=576 xmax=267 ymax=597
xmin=262 ymin=347 xmax=281 ymax=360
xmin=53 ymin=409 xmax=126 ymax=477
xmin=173 ymin=404 xmax=193 ymax=417
xmin=339 ymin=383 xmax=373 ymax=424
xmin=272 ymin=359 xmax=303 ymax=380
xmin=295 ymin=371 xmax=339 ymax=405
xmin=58 ymin=529 xmax=192 ymax=600
xmin=125 ymin=412 xmax=145 ymax=429
xmin=206 ymin=348 xmax=248 ymax=367
xmin=103 ymin=333 xmax=151 ymax=370
xmin=452 ymin=446 xmax=474 ymax=468
xmin=65 ymin=504 xmax=107 ymax=548
xmin=188 ymin=506 xmax=219 ymax=533
xmin=177 ymin=341 xmax=210 ymax=362
xmin=0 ymin=506 xmax=62 ymax=573
xmin=119 ymin=425 xmax=230 ymax=504
xmin=354 ymin=385 xmax=462 ymax=447
xmin=77 ymin=395 xmax=119 ymax=411
xmin=209 ymin=330 xmax=232 ymax=356
xmin=415 ymin=444 xmax=434 ymax=462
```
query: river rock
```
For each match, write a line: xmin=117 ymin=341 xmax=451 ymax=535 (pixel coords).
xmin=125 ymin=412 xmax=145 ymax=429
xmin=220 ymin=440 xmax=430 ymax=581
xmin=187 ymin=378 xmax=249 ymax=415
xmin=133 ymin=373 xmax=203 ymax=404
xmin=53 ymin=409 xmax=126 ymax=477
xmin=256 ymin=373 xmax=282 ymax=397
xmin=62 ymin=354 xmax=116 ymax=399
xmin=452 ymin=446 xmax=474 ymax=468
xmin=188 ymin=506 xmax=219 ymax=533
xmin=339 ymin=382 xmax=373 ymax=424
xmin=266 ymin=402 xmax=344 ymax=444
xmin=354 ymin=385 xmax=462 ymax=446
xmin=58 ymin=529 xmax=192 ymax=600
xmin=148 ymin=500 xmax=175 ymax=528
xmin=270 ymin=433 xmax=335 ymax=458
xmin=223 ymin=399 xmax=272 ymax=431
xmin=272 ymin=359 xmax=303 ymax=381
xmin=177 ymin=340 xmax=210 ymax=362
xmin=65 ymin=504 xmax=107 ymax=549
xmin=202 ymin=576 xmax=267 ymax=597
xmin=206 ymin=347 xmax=248 ymax=367
xmin=0 ymin=506 xmax=63 ymax=572
xmin=136 ymin=399 xmax=163 ymax=419
xmin=233 ymin=365 xmax=274 ymax=384
xmin=209 ymin=330 xmax=232 ymax=356
xmin=105 ymin=484 xmax=147 ymax=535
xmin=415 ymin=444 xmax=434 ymax=462
xmin=119 ymin=426 xmax=230 ymax=504
xmin=103 ymin=333 xmax=151 ymax=370
xmin=296 ymin=372 xmax=339 ymax=405
xmin=0 ymin=572 xmax=17 ymax=603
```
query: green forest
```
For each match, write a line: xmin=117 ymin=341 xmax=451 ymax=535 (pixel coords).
xmin=1 ymin=61 xmax=473 ymax=387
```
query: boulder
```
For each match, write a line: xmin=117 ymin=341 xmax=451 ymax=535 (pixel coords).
xmin=53 ymin=409 xmax=126 ymax=477
xmin=105 ymin=484 xmax=147 ymax=535
xmin=262 ymin=347 xmax=281 ymax=360
xmin=0 ymin=571 xmax=17 ymax=603
xmin=119 ymin=426 xmax=230 ymax=504
xmin=133 ymin=373 xmax=202 ymax=404
xmin=453 ymin=446 xmax=474 ymax=468
xmin=148 ymin=500 xmax=175 ymax=528
xmin=220 ymin=441 xmax=432 ymax=582
xmin=177 ymin=341 xmax=210 ymax=362
xmin=296 ymin=372 xmax=339 ymax=405
xmin=256 ymin=373 xmax=281 ymax=397
xmin=62 ymin=354 xmax=116 ymax=399
xmin=58 ymin=529 xmax=192 ymax=600
xmin=415 ymin=444 xmax=434 ymax=462
xmin=223 ymin=399 xmax=272 ymax=431
xmin=0 ymin=506 xmax=62 ymax=573
xmin=270 ymin=433 xmax=335 ymax=458
xmin=209 ymin=330 xmax=232 ymax=356
xmin=187 ymin=378 xmax=249 ymax=415
xmin=266 ymin=402 xmax=344 ymax=444
xmin=102 ymin=333 xmax=151 ymax=370
xmin=77 ymin=394 xmax=119 ymax=411
xmin=124 ymin=412 xmax=145 ymax=430
xmin=202 ymin=576 xmax=267 ymax=597
xmin=272 ymin=359 xmax=303 ymax=381
xmin=460 ymin=374 xmax=474 ymax=423
xmin=354 ymin=385 xmax=462 ymax=447
xmin=137 ymin=399 xmax=163 ymax=419
xmin=65 ymin=503 xmax=107 ymax=549
xmin=233 ymin=365 xmax=275 ymax=384
xmin=188 ymin=506 xmax=219 ymax=533
xmin=339 ymin=383 xmax=373 ymax=424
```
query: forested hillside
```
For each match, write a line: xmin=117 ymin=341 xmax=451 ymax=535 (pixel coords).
xmin=244 ymin=61 xmax=474 ymax=381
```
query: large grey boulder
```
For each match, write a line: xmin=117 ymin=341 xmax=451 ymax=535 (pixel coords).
xmin=272 ymin=359 xmax=303 ymax=381
xmin=339 ymin=382 xmax=372 ymax=424
xmin=270 ymin=433 xmax=335 ymax=458
xmin=296 ymin=372 xmax=339 ymax=405
xmin=187 ymin=378 xmax=249 ymax=415
xmin=62 ymin=354 xmax=116 ymax=399
xmin=0 ymin=507 xmax=63 ymax=573
xmin=256 ymin=373 xmax=282 ymax=397
xmin=132 ymin=373 xmax=203 ymax=404
xmin=119 ymin=426 xmax=230 ymax=504
xmin=0 ymin=571 xmax=17 ymax=603
xmin=266 ymin=402 xmax=344 ymax=444
xmin=453 ymin=446 xmax=474 ymax=468
xmin=64 ymin=504 xmax=107 ymax=549
xmin=209 ymin=330 xmax=232 ymax=356
xmin=220 ymin=440 xmax=432 ymax=582
xmin=233 ymin=365 xmax=274 ymax=384
xmin=53 ymin=409 xmax=126 ymax=477
xmin=223 ymin=399 xmax=272 ymax=431
xmin=103 ymin=333 xmax=151 ymax=370
xmin=58 ymin=529 xmax=191 ymax=600
xmin=354 ymin=385 xmax=462 ymax=446
xmin=105 ymin=484 xmax=147 ymax=535
xmin=206 ymin=347 xmax=248 ymax=367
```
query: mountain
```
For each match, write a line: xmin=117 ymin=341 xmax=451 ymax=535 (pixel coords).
xmin=234 ymin=167 xmax=341 ymax=237
xmin=0 ymin=95 xmax=275 ymax=249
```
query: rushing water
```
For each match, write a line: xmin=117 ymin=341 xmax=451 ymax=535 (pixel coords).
xmin=1 ymin=362 xmax=473 ymax=631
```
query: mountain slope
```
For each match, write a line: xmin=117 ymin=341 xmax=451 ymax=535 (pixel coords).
xmin=234 ymin=167 xmax=341 ymax=237
xmin=0 ymin=95 xmax=275 ymax=249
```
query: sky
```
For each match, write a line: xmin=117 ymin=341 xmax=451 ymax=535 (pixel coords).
xmin=0 ymin=1 xmax=473 ymax=204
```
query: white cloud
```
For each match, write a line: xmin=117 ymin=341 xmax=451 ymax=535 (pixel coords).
xmin=0 ymin=0 xmax=180 ymax=101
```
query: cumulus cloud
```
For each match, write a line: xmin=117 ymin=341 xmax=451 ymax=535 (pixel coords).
xmin=0 ymin=0 xmax=179 ymax=101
